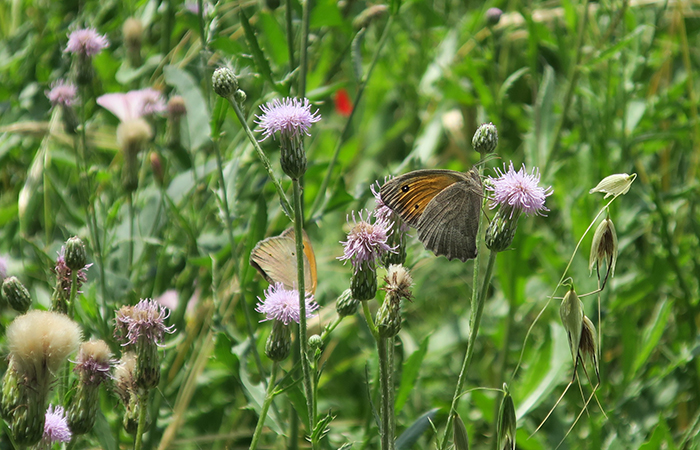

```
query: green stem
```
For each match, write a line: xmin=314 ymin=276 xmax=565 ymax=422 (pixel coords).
xmin=285 ymin=0 xmax=295 ymax=71
xmin=128 ymin=192 xmax=135 ymax=277
xmin=362 ymin=301 xmax=378 ymax=340
xmin=298 ymin=0 xmax=311 ymax=97
xmin=249 ymin=363 xmax=279 ymax=450
xmin=308 ymin=15 xmax=395 ymax=222
xmin=228 ymin=98 xmax=293 ymax=219
xmin=378 ymin=337 xmax=393 ymax=450
xmin=292 ymin=178 xmax=315 ymax=445
xmin=69 ymin=270 xmax=78 ymax=318
xmin=440 ymin=250 xmax=498 ymax=450
xmin=133 ymin=389 xmax=150 ymax=450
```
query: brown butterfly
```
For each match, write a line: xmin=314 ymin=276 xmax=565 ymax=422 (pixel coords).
xmin=380 ymin=167 xmax=483 ymax=262
xmin=250 ymin=228 xmax=318 ymax=294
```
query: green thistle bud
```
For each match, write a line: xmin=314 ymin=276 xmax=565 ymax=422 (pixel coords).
xmin=351 ymin=261 xmax=377 ymax=301
xmin=376 ymin=295 xmax=401 ymax=339
xmin=472 ymin=122 xmax=498 ymax=154
xmin=212 ymin=67 xmax=238 ymax=98
xmin=496 ymin=384 xmax=517 ymax=450
xmin=68 ymin=340 xmax=113 ymax=434
xmin=123 ymin=18 xmax=143 ymax=67
xmin=382 ymin=225 xmax=406 ymax=266
xmin=135 ymin=338 xmax=161 ymax=389
xmin=75 ymin=54 xmax=94 ymax=86
xmin=234 ymin=89 xmax=247 ymax=105
xmin=336 ymin=289 xmax=359 ymax=317
xmin=265 ymin=320 xmax=292 ymax=362
xmin=308 ymin=334 xmax=323 ymax=350
xmin=1 ymin=363 xmax=45 ymax=445
xmin=485 ymin=207 xmax=521 ymax=252
xmin=65 ymin=236 xmax=87 ymax=271
xmin=62 ymin=105 xmax=80 ymax=135
xmin=67 ymin=381 xmax=100 ymax=435
xmin=2 ymin=276 xmax=32 ymax=313
xmin=280 ymin=139 xmax=307 ymax=179
xmin=486 ymin=7 xmax=503 ymax=26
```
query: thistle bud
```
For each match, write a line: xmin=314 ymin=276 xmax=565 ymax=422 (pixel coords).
xmin=150 ymin=152 xmax=164 ymax=186
xmin=67 ymin=340 xmax=113 ymax=434
xmin=382 ymin=224 xmax=406 ymax=266
xmin=117 ymin=118 xmax=153 ymax=192
xmin=472 ymin=122 xmax=498 ymax=154
xmin=496 ymin=384 xmax=517 ymax=450
xmin=589 ymin=217 xmax=618 ymax=278
xmin=212 ymin=67 xmax=238 ymax=98
xmin=265 ymin=320 xmax=292 ymax=362
xmin=2 ymin=276 xmax=32 ymax=313
xmin=486 ymin=7 xmax=503 ymax=25
xmin=123 ymin=18 xmax=143 ymax=67
xmin=234 ymin=89 xmax=247 ymax=105
xmin=485 ymin=207 xmax=521 ymax=253
xmin=65 ymin=236 xmax=87 ymax=271
xmin=351 ymin=260 xmax=377 ymax=301
xmin=308 ymin=334 xmax=323 ymax=350
xmin=336 ymin=289 xmax=359 ymax=317
xmin=376 ymin=295 xmax=401 ymax=339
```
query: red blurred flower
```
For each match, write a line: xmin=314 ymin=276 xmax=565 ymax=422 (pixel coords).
xmin=334 ymin=88 xmax=353 ymax=117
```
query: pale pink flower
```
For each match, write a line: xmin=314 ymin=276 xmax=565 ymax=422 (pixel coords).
xmin=65 ymin=28 xmax=109 ymax=57
xmin=97 ymin=88 xmax=166 ymax=122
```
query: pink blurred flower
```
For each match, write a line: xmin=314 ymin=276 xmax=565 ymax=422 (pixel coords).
xmin=97 ymin=88 xmax=166 ymax=122
xmin=46 ymin=80 xmax=77 ymax=107
xmin=65 ymin=28 xmax=109 ymax=57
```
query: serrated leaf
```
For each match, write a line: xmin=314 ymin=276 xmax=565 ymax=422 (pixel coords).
xmin=311 ymin=410 xmax=335 ymax=443
xmin=395 ymin=334 xmax=430 ymax=411
xmin=395 ymin=408 xmax=440 ymax=450
xmin=239 ymin=9 xmax=276 ymax=89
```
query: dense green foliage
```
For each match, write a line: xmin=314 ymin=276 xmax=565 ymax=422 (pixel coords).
xmin=0 ymin=0 xmax=698 ymax=449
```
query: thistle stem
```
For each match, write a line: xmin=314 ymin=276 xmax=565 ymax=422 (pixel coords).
xmin=298 ymin=0 xmax=310 ymax=97
xmin=249 ymin=363 xmax=279 ymax=450
xmin=228 ymin=98 xmax=293 ymax=219
xmin=133 ymin=389 xmax=150 ymax=450
xmin=292 ymin=178 xmax=315 ymax=446
xmin=440 ymin=250 xmax=498 ymax=449
xmin=378 ymin=337 xmax=393 ymax=450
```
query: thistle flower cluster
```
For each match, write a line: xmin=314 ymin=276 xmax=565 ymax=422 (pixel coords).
xmin=65 ymin=27 xmax=109 ymax=85
xmin=51 ymin=240 xmax=92 ymax=314
xmin=256 ymin=282 xmax=319 ymax=361
xmin=68 ymin=340 xmax=114 ymax=435
xmin=338 ymin=210 xmax=396 ymax=301
xmin=40 ymin=405 xmax=72 ymax=449
xmin=485 ymin=162 xmax=553 ymax=252
xmin=371 ymin=180 xmax=408 ymax=266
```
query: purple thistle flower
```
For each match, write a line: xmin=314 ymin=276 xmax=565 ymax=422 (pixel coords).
xmin=64 ymin=28 xmax=109 ymax=57
xmin=338 ymin=210 xmax=395 ymax=268
xmin=73 ymin=340 xmax=114 ymax=386
xmin=256 ymin=282 xmax=319 ymax=325
xmin=43 ymin=405 xmax=72 ymax=445
xmin=46 ymin=80 xmax=77 ymax=107
xmin=115 ymin=299 xmax=176 ymax=347
xmin=255 ymin=97 xmax=321 ymax=142
xmin=487 ymin=162 xmax=553 ymax=217
xmin=54 ymin=246 xmax=92 ymax=294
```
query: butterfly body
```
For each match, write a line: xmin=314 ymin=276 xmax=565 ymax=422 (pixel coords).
xmin=380 ymin=168 xmax=483 ymax=262
xmin=250 ymin=228 xmax=317 ymax=294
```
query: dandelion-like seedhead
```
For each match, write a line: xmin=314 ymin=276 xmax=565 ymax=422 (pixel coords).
xmin=115 ymin=299 xmax=176 ymax=347
xmin=384 ymin=264 xmax=413 ymax=301
xmin=255 ymin=97 xmax=321 ymax=142
xmin=338 ymin=210 xmax=395 ymax=268
xmin=42 ymin=405 xmax=72 ymax=445
xmin=487 ymin=162 xmax=553 ymax=217
xmin=64 ymin=28 xmax=109 ymax=57
xmin=46 ymin=80 xmax=77 ymax=107
xmin=255 ymin=282 xmax=319 ymax=325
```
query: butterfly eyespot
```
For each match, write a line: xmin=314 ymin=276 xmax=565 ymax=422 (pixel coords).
xmin=401 ymin=185 xmax=410 ymax=192
xmin=414 ymin=204 xmax=419 ymax=209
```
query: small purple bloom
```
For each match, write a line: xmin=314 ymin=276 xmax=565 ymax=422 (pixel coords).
xmin=338 ymin=210 xmax=395 ymax=268
xmin=54 ymin=246 xmax=91 ymax=294
xmin=115 ymin=299 xmax=176 ymax=346
xmin=65 ymin=28 xmax=109 ymax=57
xmin=43 ymin=405 xmax=72 ymax=444
xmin=46 ymin=80 xmax=77 ymax=107
xmin=255 ymin=97 xmax=321 ymax=142
xmin=256 ymin=282 xmax=319 ymax=325
xmin=487 ymin=162 xmax=553 ymax=217
xmin=97 ymin=88 xmax=166 ymax=122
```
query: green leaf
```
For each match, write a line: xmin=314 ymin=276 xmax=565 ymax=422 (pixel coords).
xmin=395 ymin=334 xmax=430 ymax=411
xmin=452 ymin=412 xmax=470 ymax=450
xmin=639 ymin=419 xmax=678 ymax=450
xmin=258 ymin=11 xmax=288 ymax=66
xmin=588 ymin=25 xmax=650 ymax=67
xmin=395 ymin=408 xmax=440 ymax=450
xmin=310 ymin=410 xmax=335 ymax=444
xmin=93 ymin=409 xmax=117 ymax=450
xmin=632 ymin=299 xmax=672 ymax=376
xmin=310 ymin=0 xmax=344 ymax=27
xmin=239 ymin=9 xmax=276 ymax=89
xmin=163 ymin=65 xmax=210 ymax=151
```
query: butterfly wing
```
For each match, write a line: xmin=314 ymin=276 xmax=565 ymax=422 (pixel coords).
xmin=416 ymin=168 xmax=483 ymax=261
xmin=380 ymin=170 xmax=468 ymax=226
xmin=250 ymin=228 xmax=317 ymax=293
